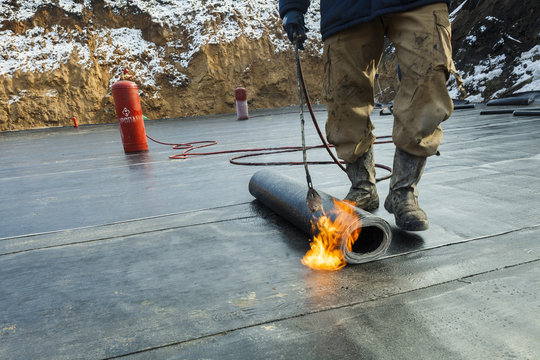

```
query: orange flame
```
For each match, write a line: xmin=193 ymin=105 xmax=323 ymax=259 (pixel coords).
xmin=302 ymin=199 xmax=361 ymax=271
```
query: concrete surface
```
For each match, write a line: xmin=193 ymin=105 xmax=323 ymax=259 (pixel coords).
xmin=1 ymin=105 xmax=539 ymax=359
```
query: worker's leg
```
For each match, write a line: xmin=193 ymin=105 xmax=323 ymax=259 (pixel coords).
xmin=385 ymin=2 xmax=454 ymax=156
xmin=323 ymin=20 xmax=385 ymax=209
xmin=323 ymin=19 xmax=385 ymax=163
xmin=383 ymin=3 xmax=454 ymax=230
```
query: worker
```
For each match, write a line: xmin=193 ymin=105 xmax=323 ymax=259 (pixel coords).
xmin=280 ymin=0 xmax=456 ymax=231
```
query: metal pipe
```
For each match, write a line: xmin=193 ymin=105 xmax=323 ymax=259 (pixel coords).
xmin=249 ymin=169 xmax=392 ymax=264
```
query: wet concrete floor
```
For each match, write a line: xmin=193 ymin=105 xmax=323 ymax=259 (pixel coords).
xmin=1 ymin=105 xmax=539 ymax=359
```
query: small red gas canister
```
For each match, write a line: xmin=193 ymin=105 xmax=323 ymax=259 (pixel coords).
xmin=235 ymin=86 xmax=249 ymax=120
xmin=111 ymin=80 xmax=148 ymax=152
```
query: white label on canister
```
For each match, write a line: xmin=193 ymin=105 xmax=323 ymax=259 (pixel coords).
xmin=119 ymin=107 xmax=142 ymax=123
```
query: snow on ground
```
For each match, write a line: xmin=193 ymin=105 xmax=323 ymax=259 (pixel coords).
xmin=94 ymin=27 xmax=188 ymax=89
xmin=449 ymin=54 xmax=507 ymax=102
xmin=454 ymin=41 xmax=540 ymax=102
xmin=0 ymin=0 xmax=538 ymax=101
xmin=512 ymin=45 xmax=540 ymax=93
xmin=0 ymin=26 xmax=89 ymax=75
xmin=0 ymin=0 xmax=322 ymax=88
xmin=448 ymin=9 xmax=540 ymax=102
xmin=449 ymin=0 xmax=467 ymax=22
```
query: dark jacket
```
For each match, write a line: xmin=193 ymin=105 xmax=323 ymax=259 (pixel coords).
xmin=279 ymin=0 xmax=450 ymax=40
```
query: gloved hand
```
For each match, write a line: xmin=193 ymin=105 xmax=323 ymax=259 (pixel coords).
xmin=282 ymin=10 xmax=307 ymax=50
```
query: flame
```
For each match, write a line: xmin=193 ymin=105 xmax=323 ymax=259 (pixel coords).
xmin=302 ymin=199 xmax=361 ymax=271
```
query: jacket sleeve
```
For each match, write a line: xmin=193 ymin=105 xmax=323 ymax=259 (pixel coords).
xmin=279 ymin=0 xmax=310 ymax=18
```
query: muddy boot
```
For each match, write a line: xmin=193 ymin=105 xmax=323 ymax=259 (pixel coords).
xmin=384 ymin=148 xmax=429 ymax=231
xmin=344 ymin=146 xmax=379 ymax=211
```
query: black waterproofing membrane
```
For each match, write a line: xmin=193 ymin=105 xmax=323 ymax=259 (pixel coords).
xmin=1 ymin=104 xmax=539 ymax=359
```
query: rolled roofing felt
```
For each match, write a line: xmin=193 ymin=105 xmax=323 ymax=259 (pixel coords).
xmin=513 ymin=110 xmax=540 ymax=116
xmin=486 ymin=94 xmax=534 ymax=106
xmin=249 ymin=169 xmax=392 ymax=264
xmin=480 ymin=109 xmax=516 ymax=115
xmin=480 ymin=108 xmax=540 ymax=115
xmin=454 ymin=104 xmax=475 ymax=110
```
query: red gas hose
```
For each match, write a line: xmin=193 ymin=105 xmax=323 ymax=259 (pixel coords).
xmin=146 ymin=51 xmax=393 ymax=181
xmin=146 ymin=133 xmax=393 ymax=182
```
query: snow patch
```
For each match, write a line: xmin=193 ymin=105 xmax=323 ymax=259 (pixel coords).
xmin=450 ymin=54 xmax=507 ymax=102
xmin=45 ymin=89 xmax=58 ymax=97
xmin=0 ymin=0 xmax=322 ymax=87
xmin=485 ymin=16 xmax=502 ymax=22
xmin=0 ymin=0 xmax=91 ymax=20
xmin=8 ymin=90 xmax=28 ymax=105
xmin=95 ymin=27 xmax=161 ymax=88
xmin=505 ymin=34 xmax=522 ymax=44
xmin=0 ymin=26 xmax=90 ymax=76
xmin=450 ymin=43 xmax=540 ymax=101
xmin=465 ymin=34 xmax=477 ymax=45
xmin=57 ymin=0 xmax=87 ymax=14
xmin=512 ymin=45 xmax=540 ymax=92
xmin=449 ymin=0 xmax=467 ymax=22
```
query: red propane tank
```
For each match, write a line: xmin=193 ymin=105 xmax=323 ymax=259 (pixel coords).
xmin=111 ymin=80 xmax=148 ymax=152
xmin=235 ymin=86 xmax=249 ymax=120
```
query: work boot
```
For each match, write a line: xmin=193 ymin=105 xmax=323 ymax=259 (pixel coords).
xmin=344 ymin=146 xmax=379 ymax=211
xmin=384 ymin=148 xmax=429 ymax=231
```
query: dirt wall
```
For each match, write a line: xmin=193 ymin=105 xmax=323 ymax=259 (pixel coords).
xmin=1 ymin=1 xmax=538 ymax=131
xmin=0 ymin=5 xmax=324 ymax=132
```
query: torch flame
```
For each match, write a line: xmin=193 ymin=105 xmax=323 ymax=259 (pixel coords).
xmin=302 ymin=199 xmax=361 ymax=271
